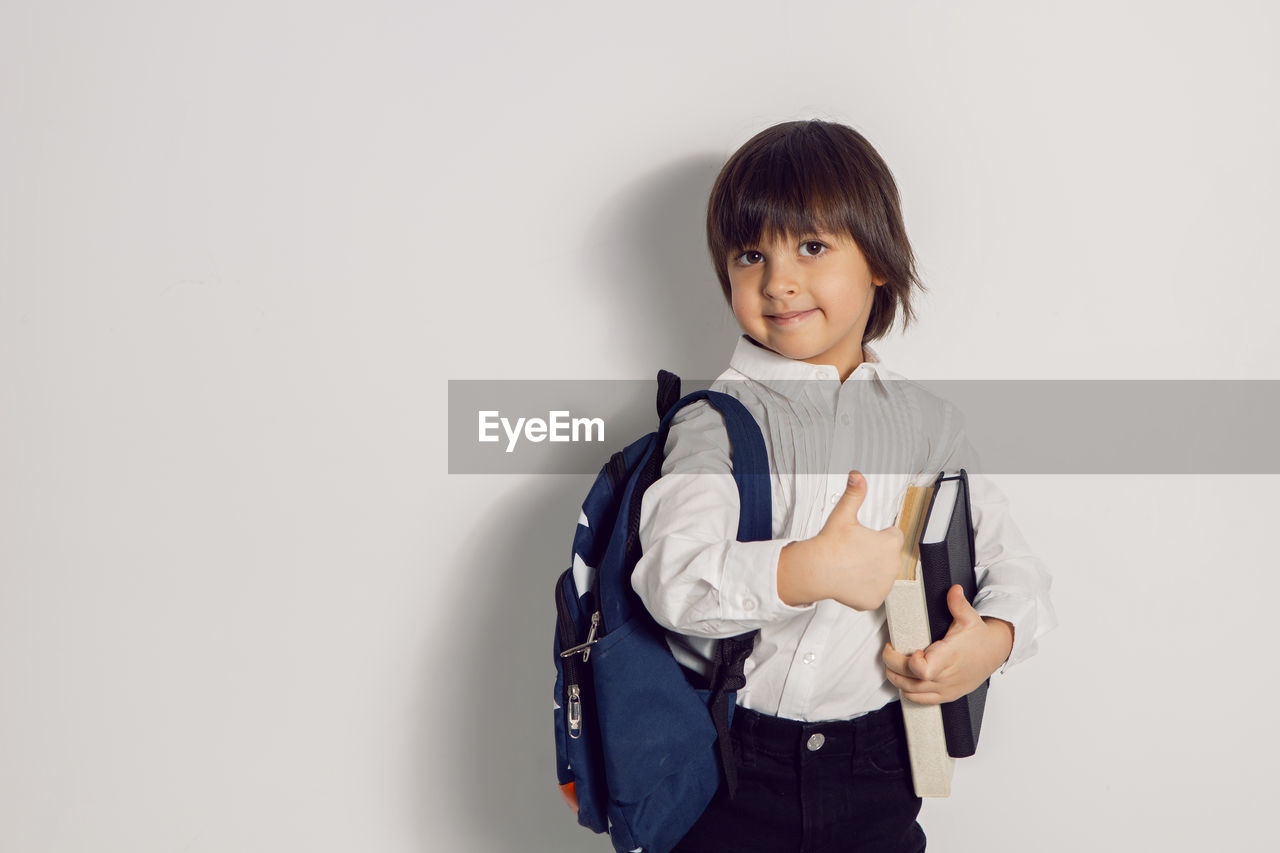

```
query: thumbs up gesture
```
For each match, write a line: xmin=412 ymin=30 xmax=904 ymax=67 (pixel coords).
xmin=777 ymin=471 xmax=904 ymax=611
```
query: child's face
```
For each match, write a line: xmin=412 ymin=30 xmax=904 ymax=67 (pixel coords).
xmin=726 ymin=230 xmax=883 ymax=381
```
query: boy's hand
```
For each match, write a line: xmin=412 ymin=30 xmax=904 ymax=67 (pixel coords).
xmin=777 ymin=471 xmax=903 ymax=611
xmin=881 ymin=585 xmax=1014 ymax=704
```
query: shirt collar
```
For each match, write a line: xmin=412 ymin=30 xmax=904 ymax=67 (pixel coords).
xmin=727 ymin=335 xmax=887 ymax=400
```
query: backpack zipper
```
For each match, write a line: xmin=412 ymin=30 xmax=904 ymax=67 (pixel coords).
xmin=555 ymin=571 xmax=595 ymax=739
xmin=558 ymin=611 xmax=600 ymax=663
xmin=566 ymin=684 xmax=582 ymax=739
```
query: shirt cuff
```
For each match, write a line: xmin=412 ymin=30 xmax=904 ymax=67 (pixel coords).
xmin=717 ymin=537 xmax=812 ymax=622
xmin=972 ymin=589 xmax=1037 ymax=672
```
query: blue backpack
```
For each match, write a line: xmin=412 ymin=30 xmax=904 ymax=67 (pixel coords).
xmin=552 ymin=371 xmax=772 ymax=853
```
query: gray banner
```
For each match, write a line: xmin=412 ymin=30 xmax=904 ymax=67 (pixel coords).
xmin=448 ymin=379 xmax=1280 ymax=474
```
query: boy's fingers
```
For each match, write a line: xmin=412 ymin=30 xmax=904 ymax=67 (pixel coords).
xmin=945 ymin=584 xmax=981 ymax=628
xmin=885 ymin=667 xmax=930 ymax=693
xmin=887 ymin=644 xmax=947 ymax=683
xmin=882 ymin=642 xmax=911 ymax=676
xmin=886 ymin=668 xmax=952 ymax=702
xmin=906 ymin=649 xmax=935 ymax=681
xmin=886 ymin=644 xmax=959 ymax=689
xmin=901 ymin=690 xmax=946 ymax=705
xmin=827 ymin=471 xmax=868 ymax=527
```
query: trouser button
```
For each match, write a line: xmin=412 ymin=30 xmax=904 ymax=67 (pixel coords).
xmin=806 ymin=732 xmax=825 ymax=751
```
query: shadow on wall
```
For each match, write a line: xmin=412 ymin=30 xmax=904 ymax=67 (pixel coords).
xmin=582 ymin=153 xmax=743 ymax=381
xmin=425 ymin=154 xmax=743 ymax=851
xmin=421 ymin=474 xmax=601 ymax=852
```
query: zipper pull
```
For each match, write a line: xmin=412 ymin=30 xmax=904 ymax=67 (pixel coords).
xmin=558 ymin=611 xmax=601 ymax=663
xmin=581 ymin=611 xmax=600 ymax=662
xmin=567 ymin=684 xmax=582 ymax=739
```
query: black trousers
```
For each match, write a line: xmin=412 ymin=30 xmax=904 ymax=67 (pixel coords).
xmin=673 ymin=702 xmax=926 ymax=853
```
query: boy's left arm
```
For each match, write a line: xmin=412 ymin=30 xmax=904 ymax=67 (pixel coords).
xmin=882 ymin=403 xmax=1057 ymax=704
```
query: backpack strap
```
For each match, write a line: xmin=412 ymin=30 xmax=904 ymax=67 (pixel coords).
xmin=619 ymin=385 xmax=771 ymax=585
xmin=654 ymin=387 xmax=771 ymax=799
xmin=655 ymin=389 xmax=771 ymax=542
xmin=707 ymin=633 xmax=754 ymax=797
xmin=656 ymin=369 xmax=682 ymax=420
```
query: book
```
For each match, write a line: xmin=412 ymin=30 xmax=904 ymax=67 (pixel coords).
xmin=919 ymin=471 xmax=986 ymax=759
xmin=886 ymin=478 xmax=952 ymax=797
xmin=885 ymin=469 xmax=983 ymax=798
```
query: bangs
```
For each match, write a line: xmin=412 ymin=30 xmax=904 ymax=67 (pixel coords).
xmin=708 ymin=123 xmax=879 ymax=258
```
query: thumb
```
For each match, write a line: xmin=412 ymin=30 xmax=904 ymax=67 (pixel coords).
xmin=827 ymin=471 xmax=868 ymax=526
xmin=944 ymin=584 xmax=981 ymax=631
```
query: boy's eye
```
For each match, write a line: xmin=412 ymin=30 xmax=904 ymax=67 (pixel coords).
xmin=799 ymin=241 xmax=827 ymax=257
xmin=736 ymin=250 xmax=765 ymax=265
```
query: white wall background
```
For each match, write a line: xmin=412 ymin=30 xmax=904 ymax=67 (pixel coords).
xmin=3 ymin=1 xmax=1277 ymax=850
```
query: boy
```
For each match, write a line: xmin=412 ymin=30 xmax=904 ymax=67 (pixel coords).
xmin=632 ymin=120 xmax=1056 ymax=852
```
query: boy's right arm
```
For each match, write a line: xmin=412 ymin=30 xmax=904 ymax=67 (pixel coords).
xmin=632 ymin=402 xmax=801 ymax=639
xmin=633 ymin=403 xmax=902 ymax=637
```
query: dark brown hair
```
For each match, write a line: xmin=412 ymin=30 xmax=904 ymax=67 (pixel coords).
xmin=706 ymin=120 xmax=922 ymax=343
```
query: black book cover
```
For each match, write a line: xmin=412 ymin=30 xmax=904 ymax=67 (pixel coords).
xmin=918 ymin=470 xmax=987 ymax=758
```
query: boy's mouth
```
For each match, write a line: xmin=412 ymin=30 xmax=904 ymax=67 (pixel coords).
xmin=767 ymin=309 xmax=816 ymax=326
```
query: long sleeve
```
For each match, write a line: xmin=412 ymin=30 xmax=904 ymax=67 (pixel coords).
xmin=632 ymin=400 xmax=810 ymax=639
xmin=935 ymin=403 xmax=1058 ymax=670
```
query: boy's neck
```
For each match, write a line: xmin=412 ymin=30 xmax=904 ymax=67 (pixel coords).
xmin=742 ymin=335 xmax=871 ymax=381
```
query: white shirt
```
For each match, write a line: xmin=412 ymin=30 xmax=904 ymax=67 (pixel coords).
xmin=632 ymin=336 xmax=1057 ymax=722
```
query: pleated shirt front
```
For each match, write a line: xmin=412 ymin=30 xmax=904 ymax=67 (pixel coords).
xmin=633 ymin=336 xmax=1056 ymax=721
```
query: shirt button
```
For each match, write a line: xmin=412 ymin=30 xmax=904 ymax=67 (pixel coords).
xmin=839 ymin=413 xmax=851 ymax=426
xmin=742 ymin=598 xmax=756 ymax=612
xmin=802 ymin=652 xmax=816 ymax=665
xmin=830 ymin=493 xmax=841 ymax=505
xmin=806 ymin=733 xmax=825 ymax=751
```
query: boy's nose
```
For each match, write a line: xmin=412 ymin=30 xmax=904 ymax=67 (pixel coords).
xmin=762 ymin=265 xmax=799 ymax=298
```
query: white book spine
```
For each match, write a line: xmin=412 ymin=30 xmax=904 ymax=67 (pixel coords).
xmin=885 ymin=578 xmax=954 ymax=798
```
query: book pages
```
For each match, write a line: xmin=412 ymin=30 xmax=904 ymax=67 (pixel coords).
xmin=885 ymin=578 xmax=955 ymax=797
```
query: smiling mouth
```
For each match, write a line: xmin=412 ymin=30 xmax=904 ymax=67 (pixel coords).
xmin=767 ymin=309 xmax=816 ymax=326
